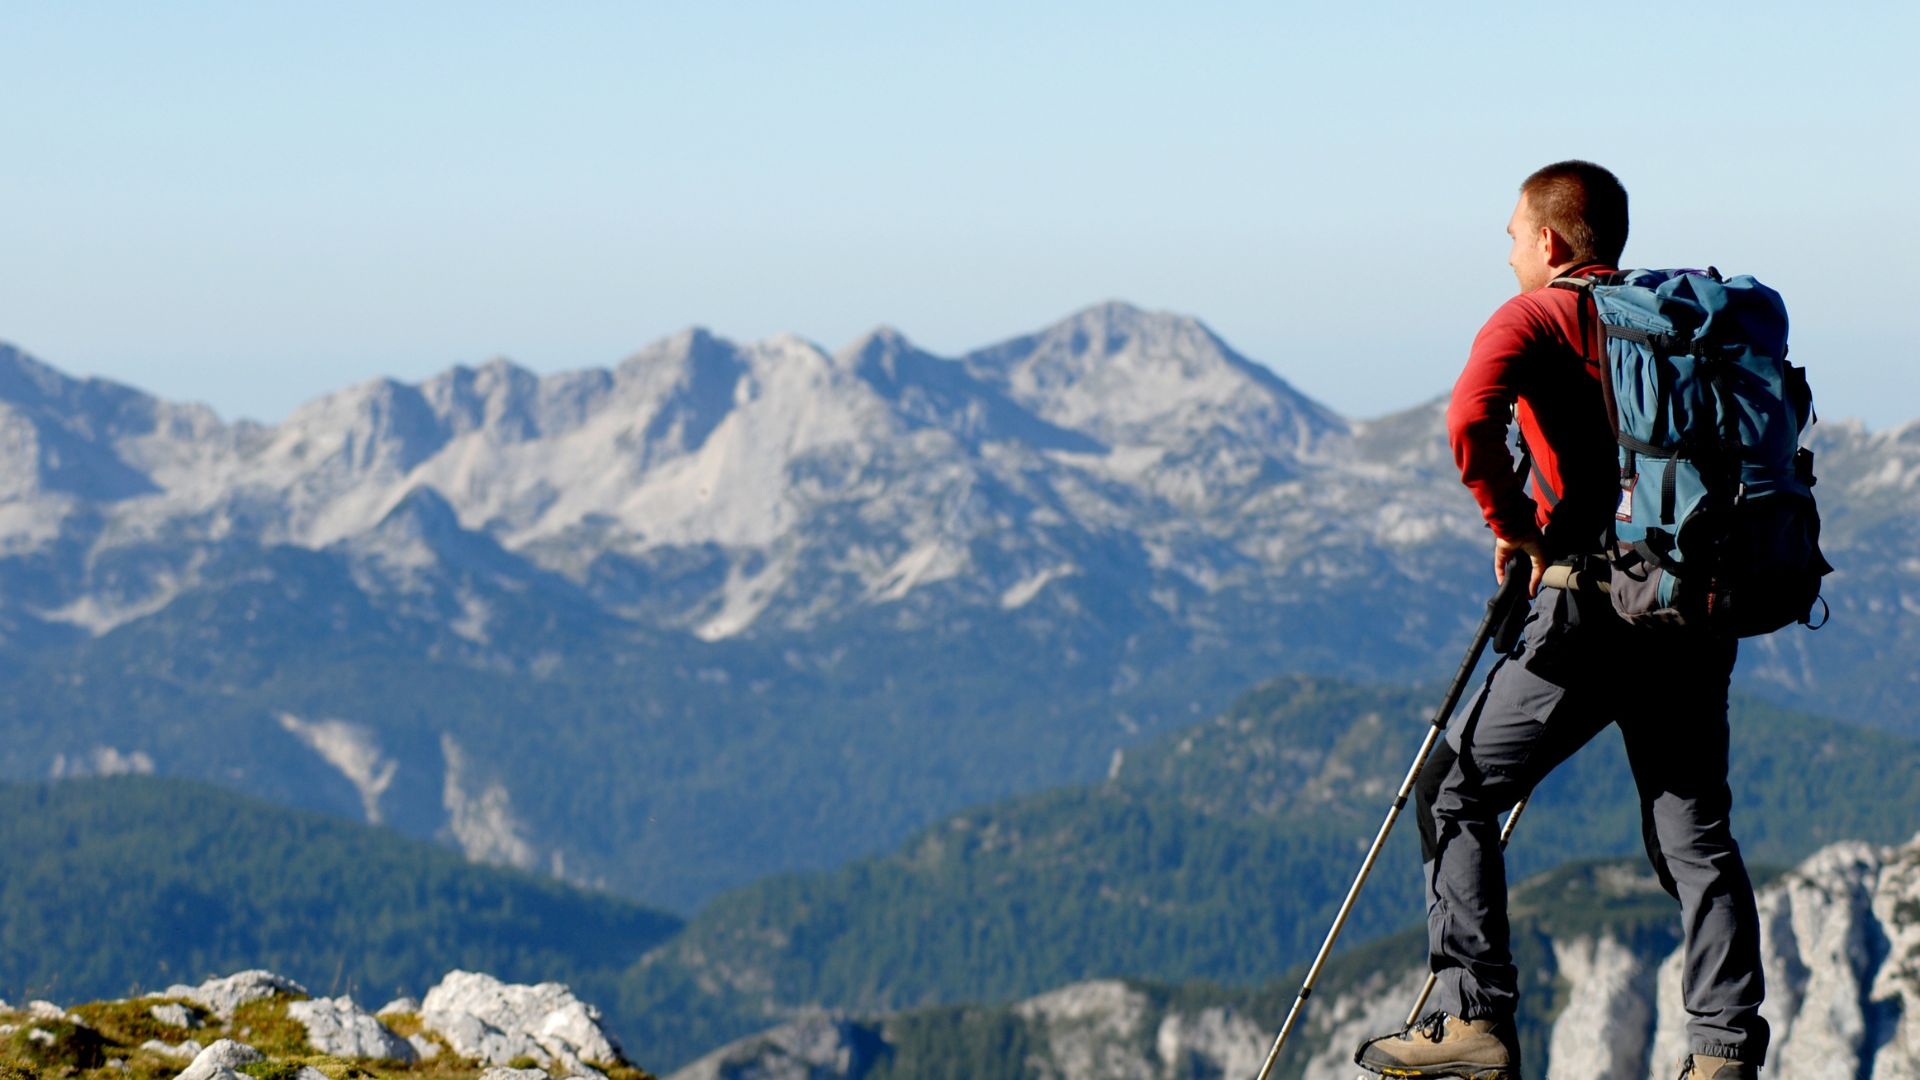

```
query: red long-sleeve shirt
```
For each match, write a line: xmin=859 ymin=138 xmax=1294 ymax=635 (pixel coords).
xmin=1446 ymin=265 xmax=1620 ymax=556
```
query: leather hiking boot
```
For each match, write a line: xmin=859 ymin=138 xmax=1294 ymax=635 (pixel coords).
xmin=1679 ymin=1054 xmax=1759 ymax=1079
xmin=1354 ymin=1012 xmax=1520 ymax=1079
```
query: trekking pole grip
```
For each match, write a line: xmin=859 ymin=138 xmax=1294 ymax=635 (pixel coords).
xmin=1540 ymin=563 xmax=1608 ymax=593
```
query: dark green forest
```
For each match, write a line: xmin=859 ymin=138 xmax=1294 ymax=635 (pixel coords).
xmin=0 ymin=776 xmax=678 ymax=1009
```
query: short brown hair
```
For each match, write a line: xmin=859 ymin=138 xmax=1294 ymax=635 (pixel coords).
xmin=1520 ymin=161 xmax=1629 ymax=267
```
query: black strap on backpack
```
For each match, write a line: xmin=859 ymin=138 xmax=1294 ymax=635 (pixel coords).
xmin=1513 ymin=421 xmax=1559 ymax=510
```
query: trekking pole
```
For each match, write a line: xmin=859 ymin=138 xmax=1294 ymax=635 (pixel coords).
xmin=1401 ymin=793 xmax=1530 ymax=1026
xmin=1251 ymin=565 xmax=1530 ymax=1080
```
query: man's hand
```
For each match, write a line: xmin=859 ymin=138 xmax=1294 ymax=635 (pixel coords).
xmin=1494 ymin=535 xmax=1548 ymax=597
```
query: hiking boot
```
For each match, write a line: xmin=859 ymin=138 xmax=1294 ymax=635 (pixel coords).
xmin=1354 ymin=1012 xmax=1520 ymax=1079
xmin=1678 ymin=1054 xmax=1758 ymax=1079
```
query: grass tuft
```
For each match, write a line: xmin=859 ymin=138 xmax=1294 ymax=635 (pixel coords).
xmin=5 ymin=1020 xmax=109 ymax=1071
xmin=230 ymin=999 xmax=314 ymax=1059
xmin=72 ymin=999 xmax=206 ymax=1047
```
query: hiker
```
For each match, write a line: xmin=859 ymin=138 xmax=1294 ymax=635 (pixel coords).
xmin=1352 ymin=162 xmax=1768 ymax=1080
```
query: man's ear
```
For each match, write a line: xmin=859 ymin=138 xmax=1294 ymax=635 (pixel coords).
xmin=1540 ymin=224 xmax=1577 ymax=267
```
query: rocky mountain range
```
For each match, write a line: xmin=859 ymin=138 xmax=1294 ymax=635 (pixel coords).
xmin=0 ymin=303 xmax=1914 ymax=911
xmin=666 ymin=831 xmax=1920 ymax=1079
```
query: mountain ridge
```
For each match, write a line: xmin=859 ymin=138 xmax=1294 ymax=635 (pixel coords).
xmin=0 ymin=302 xmax=1912 ymax=916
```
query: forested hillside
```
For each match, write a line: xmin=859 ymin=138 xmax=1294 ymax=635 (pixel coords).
xmin=624 ymin=676 xmax=1920 ymax=1068
xmin=0 ymin=776 xmax=679 ymax=1007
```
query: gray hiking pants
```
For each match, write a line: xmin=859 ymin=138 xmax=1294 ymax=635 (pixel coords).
xmin=1414 ymin=582 xmax=1769 ymax=1064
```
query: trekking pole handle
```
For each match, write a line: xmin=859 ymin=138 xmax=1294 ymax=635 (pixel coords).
xmin=1539 ymin=564 xmax=1609 ymax=593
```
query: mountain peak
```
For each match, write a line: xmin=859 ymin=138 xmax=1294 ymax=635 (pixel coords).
xmin=839 ymin=324 xmax=916 ymax=362
xmin=836 ymin=325 xmax=928 ymax=385
xmin=1062 ymin=298 xmax=1182 ymax=329
xmin=960 ymin=301 xmax=1346 ymax=448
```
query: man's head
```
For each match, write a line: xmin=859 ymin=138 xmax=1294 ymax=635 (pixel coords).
xmin=1506 ymin=160 xmax=1629 ymax=293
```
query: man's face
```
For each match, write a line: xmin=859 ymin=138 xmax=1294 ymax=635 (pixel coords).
xmin=1506 ymin=194 xmax=1553 ymax=294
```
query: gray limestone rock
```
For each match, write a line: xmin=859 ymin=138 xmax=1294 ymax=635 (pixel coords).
xmin=420 ymin=970 xmax=621 ymax=1075
xmin=284 ymin=996 xmax=415 ymax=1062
xmin=1152 ymin=1005 xmax=1269 ymax=1080
xmin=140 ymin=1039 xmax=205 ymax=1060
xmin=377 ymin=996 xmax=420 ymax=1017
xmin=149 ymin=1003 xmax=199 ymax=1030
xmin=174 ymin=1038 xmax=263 ymax=1080
xmin=1543 ymin=935 xmax=1655 ymax=1080
xmin=1866 ymin=837 xmax=1920 ymax=1079
xmin=407 ymin=1033 xmax=443 ymax=1061
xmin=1296 ymin=967 xmax=1433 ymax=1080
xmin=667 ymin=1014 xmax=885 ymax=1080
xmin=164 ymin=972 xmax=308 ymax=1021
xmin=1016 ymin=981 xmax=1156 ymax=1080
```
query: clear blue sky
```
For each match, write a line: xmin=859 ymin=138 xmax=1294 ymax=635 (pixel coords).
xmin=3 ymin=3 xmax=1915 ymax=429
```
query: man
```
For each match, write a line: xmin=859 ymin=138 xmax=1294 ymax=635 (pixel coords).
xmin=1352 ymin=162 xmax=1767 ymax=1080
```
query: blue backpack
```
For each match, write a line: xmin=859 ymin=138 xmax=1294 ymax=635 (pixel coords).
xmin=1552 ymin=268 xmax=1831 ymax=636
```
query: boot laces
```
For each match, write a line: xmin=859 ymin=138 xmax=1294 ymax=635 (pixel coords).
xmin=1413 ymin=1012 xmax=1450 ymax=1043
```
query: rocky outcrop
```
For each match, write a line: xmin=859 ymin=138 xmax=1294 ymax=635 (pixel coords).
xmin=1152 ymin=1004 xmax=1271 ymax=1080
xmin=284 ymin=996 xmax=415 ymax=1062
xmin=1649 ymin=838 xmax=1920 ymax=1079
xmin=1542 ymin=935 xmax=1656 ymax=1079
xmin=1322 ymin=835 xmax=1920 ymax=1079
xmin=419 ymin=969 xmax=623 ymax=1075
xmin=162 ymin=971 xmax=308 ymax=1021
xmin=147 ymin=1003 xmax=198 ymax=1030
xmin=1015 ymin=981 xmax=1159 ymax=1080
xmin=174 ymin=1039 xmax=266 ymax=1080
xmin=0 ymin=970 xmax=652 ymax=1080
xmin=667 ymin=1014 xmax=886 ymax=1080
xmin=139 ymin=1037 xmax=204 ymax=1060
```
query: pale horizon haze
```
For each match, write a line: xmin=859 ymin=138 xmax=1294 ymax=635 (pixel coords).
xmin=3 ymin=3 xmax=1915 ymax=430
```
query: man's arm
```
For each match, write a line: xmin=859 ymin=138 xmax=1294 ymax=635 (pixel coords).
xmin=1448 ymin=295 xmax=1551 ymax=595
